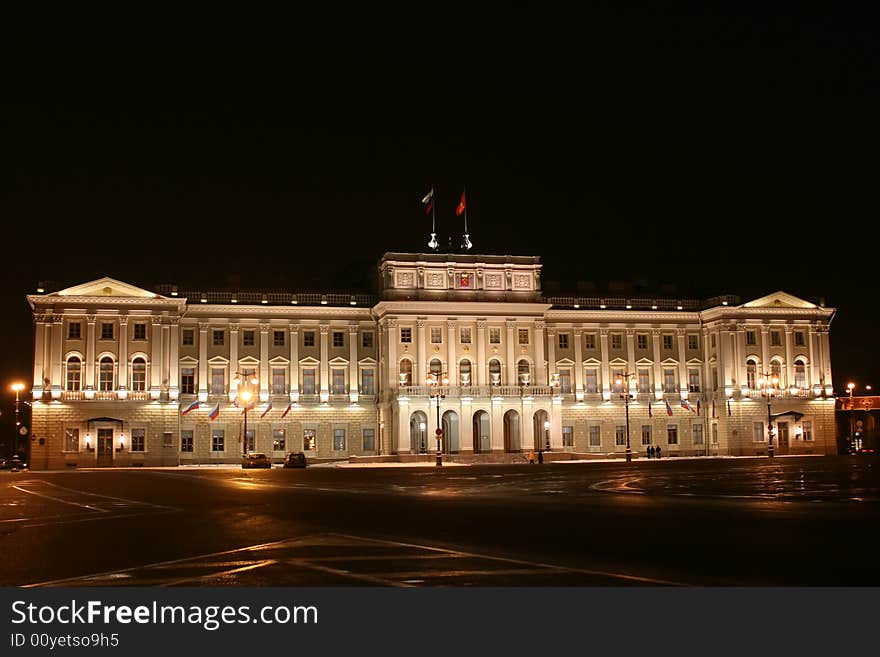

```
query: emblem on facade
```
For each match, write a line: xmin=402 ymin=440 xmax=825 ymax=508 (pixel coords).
xmin=513 ymin=274 xmax=531 ymax=289
xmin=458 ymin=273 xmax=471 ymax=288
xmin=485 ymin=273 xmax=503 ymax=289
xmin=426 ymin=272 xmax=445 ymax=288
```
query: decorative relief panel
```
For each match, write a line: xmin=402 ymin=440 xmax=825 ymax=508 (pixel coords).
xmin=513 ymin=274 xmax=532 ymax=290
xmin=395 ymin=271 xmax=416 ymax=288
xmin=484 ymin=273 xmax=504 ymax=290
xmin=426 ymin=272 xmax=446 ymax=288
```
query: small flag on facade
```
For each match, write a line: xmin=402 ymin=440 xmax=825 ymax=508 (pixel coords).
xmin=696 ymin=398 xmax=702 ymax=416
xmin=181 ymin=399 xmax=200 ymax=415
xmin=455 ymin=190 xmax=466 ymax=216
xmin=681 ymin=399 xmax=695 ymax=413
xmin=727 ymin=398 xmax=732 ymax=416
xmin=260 ymin=398 xmax=273 ymax=418
xmin=648 ymin=400 xmax=653 ymax=418
xmin=242 ymin=398 xmax=257 ymax=414
xmin=665 ymin=399 xmax=673 ymax=416
xmin=712 ymin=399 xmax=717 ymax=418
xmin=208 ymin=402 xmax=220 ymax=421
xmin=421 ymin=188 xmax=434 ymax=215
xmin=281 ymin=401 xmax=293 ymax=418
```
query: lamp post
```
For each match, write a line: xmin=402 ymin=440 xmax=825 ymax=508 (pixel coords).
xmin=233 ymin=371 xmax=259 ymax=458
xmin=615 ymin=373 xmax=635 ymax=462
xmin=426 ymin=371 xmax=449 ymax=466
xmin=759 ymin=373 xmax=780 ymax=458
xmin=543 ymin=419 xmax=551 ymax=452
xmin=11 ymin=382 xmax=25 ymax=462
xmin=847 ymin=382 xmax=856 ymax=451
xmin=419 ymin=421 xmax=426 ymax=454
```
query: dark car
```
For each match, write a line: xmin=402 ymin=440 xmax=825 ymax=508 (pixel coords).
xmin=283 ymin=452 xmax=307 ymax=468
xmin=5 ymin=456 xmax=27 ymax=471
xmin=241 ymin=452 xmax=272 ymax=469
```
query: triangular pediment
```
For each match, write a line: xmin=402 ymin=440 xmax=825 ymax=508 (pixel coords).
xmin=742 ymin=291 xmax=817 ymax=309
xmin=53 ymin=277 xmax=164 ymax=299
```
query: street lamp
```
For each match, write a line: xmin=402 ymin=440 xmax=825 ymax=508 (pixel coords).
xmin=759 ymin=373 xmax=780 ymax=458
xmin=419 ymin=421 xmax=427 ymax=454
xmin=233 ymin=371 xmax=259 ymax=458
xmin=543 ymin=419 xmax=551 ymax=452
xmin=615 ymin=373 xmax=636 ymax=462
xmin=426 ymin=371 xmax=449 ymax=466
xmin=11 ymin=382 xmax=25 ymax=462
xmin=847 ymin=382 xmax=856 ymax=451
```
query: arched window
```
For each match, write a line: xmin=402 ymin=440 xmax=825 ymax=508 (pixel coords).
xmin=489 ymin=359 xmax=502 ymax=385
xmin=399 ymin=359 xmax=412 ymax=386
xmin=66 ymin=356 xmax=82 ymax=391
xmin=518 ymin=359 xmax=531 ymax=385
xmin=746 ymin=360 xmax=757 ymax=390
xmin=98 ymin=356 xmax=115 ymax=391
xmin=132 ymin=357 xmax=147 ymax=392
xmin=459 ymin=359 xmax=472 ymax=385
xmin=770 ymin=360 xmax=783 ymax=387
xmin=794 ymin=359 xmax=806 ymax=389
xmin=429 ymin=359 xmax=442 ymax=379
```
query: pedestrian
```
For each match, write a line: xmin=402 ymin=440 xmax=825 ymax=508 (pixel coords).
xmin=647 ymin=445 xmax=654 ymax=459
xmin=537 ymin=450 xmax=544 ymax=464
xmin=655 ymin=445 xmax=662 ymax=459
xmin=527 ymin=449 xmax=536 ymax=464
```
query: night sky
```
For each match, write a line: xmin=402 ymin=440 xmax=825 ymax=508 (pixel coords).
xmin=3 ymin=8 xmax=878 ymax=436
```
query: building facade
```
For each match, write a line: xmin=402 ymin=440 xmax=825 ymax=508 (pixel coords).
xmin=26 ymin=252 xmax=837 ymax=469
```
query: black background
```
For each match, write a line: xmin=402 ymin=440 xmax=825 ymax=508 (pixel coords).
xmin=3 ymin=8 xmax=878 ymax=441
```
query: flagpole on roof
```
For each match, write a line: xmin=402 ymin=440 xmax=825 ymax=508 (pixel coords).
xmin=460 ymin=184 xmax=472 ymax=251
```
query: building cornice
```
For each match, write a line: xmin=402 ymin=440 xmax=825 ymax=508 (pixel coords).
xmin=372 ymin=301 xmax=552 ymax=318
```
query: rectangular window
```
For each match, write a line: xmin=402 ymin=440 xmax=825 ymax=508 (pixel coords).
xmin=770 ymin=331 xmax=781 ymax=346
xmin=711 ymin=334 xmax=716 ymax=348
xmin=181 ymin=368 xmax=195 ymax=395
xmin=212 ymin=330 xmax=224 ymax=346
xmin=211 ymin=368 xmax=225 ymax=395
xmin=558 ymin=369 xmax=572 ymax=394
xmin=663 ymin=369 xmax=676 ymax=393
xmin=693 ymin=424 xmax=704 ymax=445
xmin=333 ymin=331 xmax=345 ymax=347
xmin=65 ymin=428 xmax=80 ymax=452
xmin=562 ymin=426 xmax=574 ymax=447
xmin=273 ymin=429 xmax=286 ymax=452
xmin=638 ymin=369 xmax=651 ymax=393
xmin=589 ymin=426 xmax=601 ymax=447
xmin=662 ymin=334 xmax=673 ymax=350
xmin=131 ymin=428 xmax=145 ymax=452
xmin=243 ymin=330 xmax=255 ymax=346
xmin=611 ymin=334 xmax=622 ymax=350
xmin=430 ymin=327 xmax=442 ymax=344
xmin=272 ymin=368 xmax=286 ymax=395
xmin=688 ymin=334 xmax=698 ymax=350
xmin=66 ymin=360 xmax=82 ymax=391
xmin=333 ymin=428 xmax=346 ymax=451
xmin=302 ymin=369 xmax=316 ymax=394
xmin=181 ymin=430 xmax=193 ymax=452
xmin=134 ymin=323 xmax=147 ymax=340
xmin=637 ymin=334 xmax=647 ymax=350
xmin=746 ymin=331 xmax=756 ymax=346
xmin=489 ymin=328 xmax=501 ymax=344
xmin=161 ymin=431 xmax=172 ymax=449
xmin=361 ymin=369 xmax=375 ymax=395
xmin=641 ymin=425 xmax=652 ymax=446
xmin=245 ymin=429 xmax=255 ymax=453
xmin=304 ymin=331 xmax=316 ymax=347
xmin=584 ymin=334 xmax=596 ymax=349
xmin=615 ymin=426 xmax=627 ymax=446
xmin=712 ymin=424 xmax=718 ymax=444
xmin=794 ymin=331 xmax=805 ymax=347
xmin=303 ymin=428 xmax=317 ymax=451
xmin=688 ymin=369 xmax=701 ymax=392
xmin=101 ymin=323 xmax=114 ymax=340
xmin=363 ymin=428 xmax=376 ymax=451
xmin=182 ymin=329 xmax=194 ymax=346
xmin=362 ymin=331 xmax=374 ymax=348
xmin=802 ymin=421 xmax=813 ymax=441
xmin=331 ymin=368 xmax=346 ymax=394
xmin=712 ymin=368 xmax=718 ymax=391
xmin=460 ymin=328 xmax=472 ymax=344
xmin=518 ymin=328 xmax=529 ymax=345
xmin=273 ymin=330 xmax=285 ymax=347
xmin=558 ymin=333 xmax=569 ymax=349
xmin=753 ymin=422 xmax=765 ymax=442
xmin=667 ymin=424 xmax=679 ymax=445
xmin=68 ymin=322 xmax=81 ymax=340
xmin=585 ymin=369 xmax=598 ymax=394
xmin=400 ymin=328 xmax=412 ymax=343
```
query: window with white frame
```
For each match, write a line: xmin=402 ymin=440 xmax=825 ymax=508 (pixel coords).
xmin=133 ymin=323 xmax=147 ymax=340
xmin=333 ymin=331 xmax=345 ymax=347
xmin=212 ymin=330 xmax=224 ymax=346
xmin=331 ymin=368 xmax=346 ymax=394
xmin=794 ymin=360 xmax=807 ymax=388
xmin=131 ymin=428 xmax=146 ymax=452
xmin=641 ymin=425 xmax=652 ymax=445
xmin=638 ymin=369 xmax=651 ymax=393
xmin=688 ymin=334 xmax=698 ymax=350
xmin=273 ymin=429 xmax=286 ymax=451
xmin=558 ymin=369 xmax=572 ymax=393
xmin=589 ymin=426 xmax=601 ymax=447
xmin=562 ymin=426 xmax=574 ymax=447
xmin=802 ymin=421 xmax=813 ymax=441
xmin=558 ymin=333 xmax=569 ymax=349
xmin=362 ymin=331 xmax=374 ymax=348
xmin=667 ymin=424 xmax=678 ymax=445
xmin=770 ymin=331 xmax=781 ymax=346
xmin=66 ymin=356 xmax=82 ymax=391
xmin=753 ymin=422 xmax=765 ymax=442
xmin=400 ymin=328 xmax=412 ymax=343
xmin=98 ymin=356 xmax=115 ymax=391
xmin=712 ymin=424 xmax=718 ymax=444
xmin=585 ymin=368 xmax=598 ymax=394
xmin=363 ymin=428 xmax=375 ymax=451
xmin=430 ymin=327 xmax=442 ymax=344
xmin=272 ymin=368 xmax=286 ymax=395
xmin=615 ymin=426 xmax=626 ymax=446
xmin=304 ymin=331 xmax=316 ymax=347
xmin=662 ymin=334 xmax=673 ymax=350
xmin=663 ymin=368 xmax=676 ymax=393
xmin=611 ymin=334 xmax=622 ymax=350
xmin=210 ymin=368 xmax=225 ymax=395
xmin=181 ymin=368 xmax=195 ymax=395
xmin=460 ymin=328 xmax=472 ymax=344
xmin=747 ymin=360 xmax=757 ymax=389
xmin=181 ymin=430 xmax=193 ymax=452
xmin=333 ymin=428 xmax=346 ymax=451
xmin=273 ymin=330 xmax=285 ymax=347
xmin=361 ymin=369 xmax=375 ymax=395
xmin=303 ymin=428 xmax=317 ymax=451
xmin=637 ymin=334 xmax=648 ymax=350
xmin=518 ymin=328 xmax=529 ymax=345
xmin=584 ymin=333 xmax=596 ymax=349
xmin=131 ymin=357 xmax=147 ymax=391
xmin=688 ymin=368 xmax=700 ymax=392
xmin=302 ymin=369 xmax=316 ymax=394
xmin=65 ymin=428 xmax=80 ymax=452
xmin=693 ymin=424 xmax=704 ymax=445
xmin=489 ymin=328 xmax=501 ymax=344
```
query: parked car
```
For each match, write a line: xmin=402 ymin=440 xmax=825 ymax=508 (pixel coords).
xmin=283 ymin=452 xmax=308 ymax=468
xmin=5 ymin=456 xmax=27 ymax=471
xmin=241 ymin=452 xmax=272 ymax=469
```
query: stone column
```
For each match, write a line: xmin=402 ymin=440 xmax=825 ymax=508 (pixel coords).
xmin=289 ymin=323 xmax=300 ymax=400
xmin=228 ymin=323 xmax=240 ymax=401
xmin=259 ymin=323 xmax=270 ymax=401
xmin=819 ymin=327 xmax=832 ymax=392
xmin=476 ymin=320 xmax=486 ymax=387
xmin=161 ymin=320 xmax=171 ymax=397
xmin=386 ymin=319 xmax=398 ymax=390
xmin=547 ymin=327 xmax=557 ymax=388
xmin=319 ymin=325 xmax=329 ymax=402
xmin=85 ymin=315 xmax=97 ymax=392
xmin=447 ymin=320 xmax=457 ymax=385
xmin=784 ymin=325 xmax=794 ymax=390
xmin=150 ymin=318 xmax=162 ymax=395
xmin=169 ymin=318 xmax=180 ymax=400
xmin=735 ymin=324 xmax=747 ymax=391
xmin=676 ymin=328 xmax=687 ymax=398
xmin=760 ymin=325 xmax=770 ymax=374
xmin=652 ymin=329 xmax=662 ymax=400
xmin=349 ymin=324 xmax=359 ymax=403
xmin=534 ymin=320 xmax=546 ymax=386
xmin=118 ymin=317 xmax=129 ymax=394
xmin=625 ymin=327 xmax=636 ymax=388
xmin=721 ymin=324 xmax=735 ymax=397
xmin=808 ymin=325 xmax=818 ymax=390
xmin=416 ymin=319 xmax=426 ymax=386
xmin=574 ymin=328 xmax=584 ymax=400
xmin=33 ymin=314 xmax=48 ymax=395
xmin=198 ymin=322 xmax=208 ymax=400
xmin=505 ymin=320 xmax=516 ymax=386
xmin=50 ymin=314 xmax=63 ymax=397
xmin=600 ymin=329 xmax=611 ymax=401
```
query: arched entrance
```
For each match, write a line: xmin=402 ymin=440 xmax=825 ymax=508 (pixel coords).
xmin=504 ymin=410 xmax=521 ymax=452
xmin=473 ymin=410 xmax=490 ymax=453
xmin=533 ymin=409 xmax=549 ymax=450
xmin=442 ymin=410 xmax=459 ymax=454
xmin=410 ymin=411 xmax=428 ymax=454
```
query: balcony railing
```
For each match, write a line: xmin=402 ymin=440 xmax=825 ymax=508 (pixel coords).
xmin=399 ymin=385 xmax=556 ymax=398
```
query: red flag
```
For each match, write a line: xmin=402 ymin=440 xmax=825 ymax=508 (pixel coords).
xmin=455 ymin=191 xmax=466 ymax=216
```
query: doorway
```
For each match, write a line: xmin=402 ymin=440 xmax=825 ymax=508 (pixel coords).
xmin=97 ymin=428 xmax=114 ymax=466
xmin=777 ymin=421 xmax=790 ymax=454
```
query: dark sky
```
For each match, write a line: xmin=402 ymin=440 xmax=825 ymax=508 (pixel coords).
xmin=2 ymin=7 xmax=878 ymax=431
